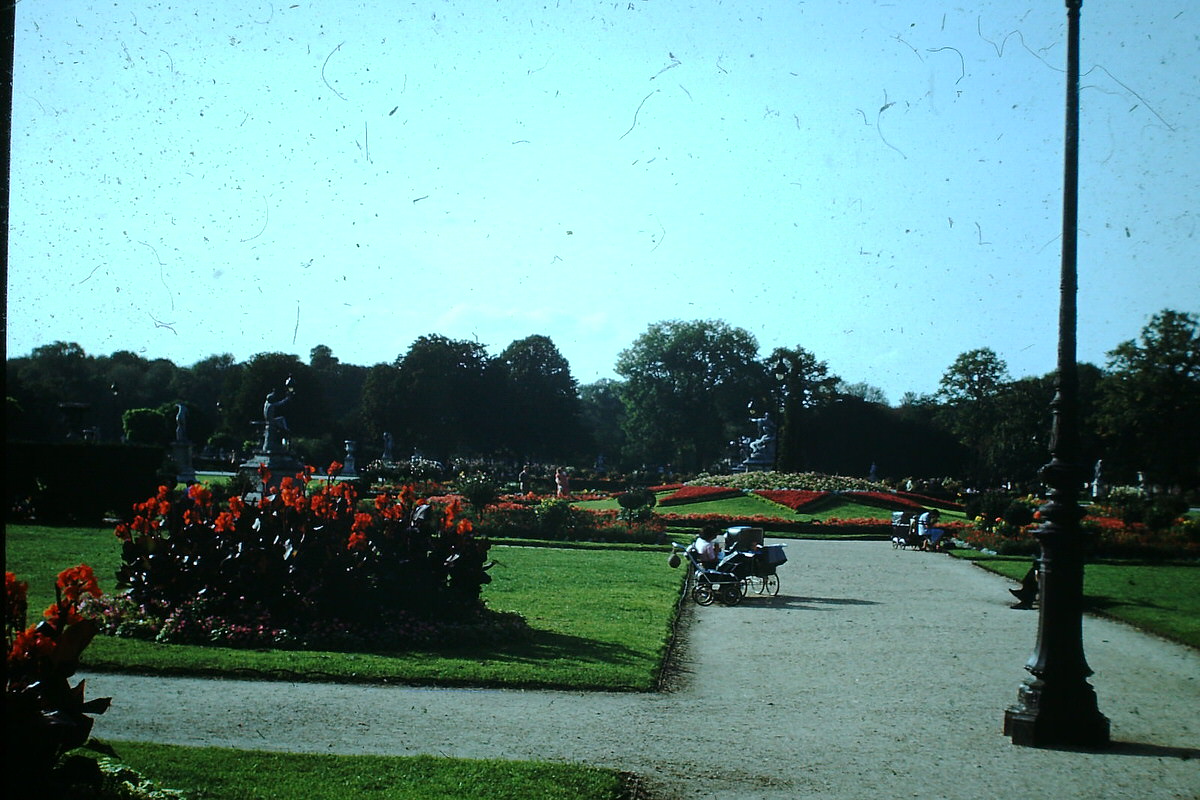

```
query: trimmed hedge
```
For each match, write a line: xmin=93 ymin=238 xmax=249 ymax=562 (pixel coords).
xmin=6 ymin=442 xmax=166 ymax=524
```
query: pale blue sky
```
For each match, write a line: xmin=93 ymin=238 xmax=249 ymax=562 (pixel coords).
xmin=8 ymin=1 xmax=1198 ymax=403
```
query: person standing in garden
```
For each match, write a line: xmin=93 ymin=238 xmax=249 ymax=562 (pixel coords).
xmin=554 ymin=467 xmax=570 ymax=497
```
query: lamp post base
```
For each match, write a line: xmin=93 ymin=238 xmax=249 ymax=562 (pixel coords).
xmin=1004 ymin=676 xmax=1110 ymax=748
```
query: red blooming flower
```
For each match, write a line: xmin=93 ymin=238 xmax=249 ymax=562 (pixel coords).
xmin=56 ymin=565 xmax=101 ymax=607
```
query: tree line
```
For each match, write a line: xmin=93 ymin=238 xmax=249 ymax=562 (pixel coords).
xmin=6 ymin=310 xmax=1198 ymax=491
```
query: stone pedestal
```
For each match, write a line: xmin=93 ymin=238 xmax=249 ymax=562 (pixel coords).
xmin=172 ymin=440 xmax=196 ymax=485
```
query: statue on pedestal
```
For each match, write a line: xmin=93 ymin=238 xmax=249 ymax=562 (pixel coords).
xmin=261 ymin=390 xmax=292 ymax=453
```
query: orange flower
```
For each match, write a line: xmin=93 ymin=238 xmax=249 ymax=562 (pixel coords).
xmin=187 ymin=483 xmax=214 ymax=506
xmin=214 ymin=511 xmax=237 ymax=533
xmin=56 ymin=565 xmax=101 ymax=606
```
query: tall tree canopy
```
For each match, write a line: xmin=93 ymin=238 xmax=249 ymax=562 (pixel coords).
xmin=1098 ymin=310 xmax=1200 ymax=488
xmin=616 ymin=320 xmax=762 ymax=472
xmin=496 ymin=335 xmax=584 ymax=461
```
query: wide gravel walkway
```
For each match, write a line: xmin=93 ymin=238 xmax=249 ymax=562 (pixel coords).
xmin=82 ymin=541 xmax=1200 ymax=799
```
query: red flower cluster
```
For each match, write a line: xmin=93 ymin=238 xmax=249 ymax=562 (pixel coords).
xmin=844 ymin=490 xmax=927 ymax=511
xmin=658 ymin=486 xmax=744 ymax=506
xmin=753 ymin=489 xmax=830 ymax=511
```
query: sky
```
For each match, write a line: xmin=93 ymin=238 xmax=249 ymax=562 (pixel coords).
xmin=7 ymin=0 xmax=1198 ymax=405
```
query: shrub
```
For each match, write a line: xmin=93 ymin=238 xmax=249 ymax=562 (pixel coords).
xmin=616 ymin=487 xmax=657 ymax=524
xmin=100 ymin=471 xmax=519 ymax=650
xmin=963 ymin=491 xmax=1018 ymax=531
xmin=456 ymin=473 xmax=501 ymax=510
xmin=5 ymin=567 xmax=113 ymax=797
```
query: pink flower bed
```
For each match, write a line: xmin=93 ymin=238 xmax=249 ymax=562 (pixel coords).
xmin=753 ymin=489 xmax=830 ymax=511
xmin=658 ymin=485 xmax=743 ymax=506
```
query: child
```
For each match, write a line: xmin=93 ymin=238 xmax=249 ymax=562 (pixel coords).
xmin=688 ymin=525 xmax=722 ymax=568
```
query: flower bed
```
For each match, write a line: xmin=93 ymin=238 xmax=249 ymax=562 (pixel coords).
xmin=661 ymin=512 xmax=890 ymax=537
xmin=752 ymin=489 xmax=832 ymax=512
xmin=658 ymin=486 xmax=744 ymax=506
xmin=842 ymin=490 xmax=927 ymax=511
xmin=93 ymin=472 xmax=523 ymax=651
xmin=896 ymin=491 xmax=964 ymax=511
xmin=471 ymin=502 xmax=666 ymax=544
xmin=687 ymin=471 xmax=888 ymax=492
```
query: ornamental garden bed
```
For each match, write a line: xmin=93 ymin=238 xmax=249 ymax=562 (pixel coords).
xmin=752 ymin=489 xmax=834 ymax=512
xmin=657 ymin=485 xmax=744 ymax=506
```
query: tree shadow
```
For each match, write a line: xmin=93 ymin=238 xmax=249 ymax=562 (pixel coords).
xmin=750 ymin=594 xmax=882 ymax=610
xmin=439 ymin=628 xmax=649 ymax=668
xmin=1042 ymin=740 xmax=1200 ymax=759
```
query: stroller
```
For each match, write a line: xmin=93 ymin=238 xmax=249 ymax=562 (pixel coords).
xmin=672 ymin=528 xmax=787 ymax=605
xmin=722 ymin=526 xmax=786 ymax=596
xmin=891 ymin=512 xmax=923 ymax=549
xmin=672 ymin=541 xmax=745 ymax=606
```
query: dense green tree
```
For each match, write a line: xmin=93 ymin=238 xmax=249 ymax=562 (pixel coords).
xmin=767 ymin=346 xmax=840 ymax=472
xmin=496 ymin=335 xmax=584 ymax=461
xmin=1097 ymin=310 xmax=1200 ymax=488
xmin=615 ymin=320 xmax=762 ymax=472
xmin=394 ymin=335 xmax=501 ymax=462
xmin=936 ymin=348 xmax=1011 ymax=484
xmin=579 ymin=379 xmax=626 ymax=471
xmin=308 ymin=344 xmax=369 ymax=454
xmin=359 ymin=362 xmax=402 ymax=450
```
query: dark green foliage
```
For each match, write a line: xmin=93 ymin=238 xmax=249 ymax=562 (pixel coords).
xmin=1003 ymin=499 xmax=1036 ymax=528
xmin=5 ymin=571 xmax=112 ymax=797
xmin=5 ymin=442 xmax=165 ymax=524
xmin=964 ymin=491 xmax=1018 ymax=528
xmin=457 ymin=473 xmax=500 ymax=510
xmin=105 ymin=482 xmax=506 ymax=650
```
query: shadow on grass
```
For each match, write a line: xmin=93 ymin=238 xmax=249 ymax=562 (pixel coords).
xmin=438 ymin=628 xmax=649 ymax=668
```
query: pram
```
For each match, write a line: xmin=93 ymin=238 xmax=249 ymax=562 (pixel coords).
xmin=673 ymin=541 xmax=744 ymax=605
xmin=672 ymin=528 xmax=787 ymax=605
xmin=722 ymin=527 xmax=786 ymax=596
xmin=891 ymin=512 xmax=923 ymax=549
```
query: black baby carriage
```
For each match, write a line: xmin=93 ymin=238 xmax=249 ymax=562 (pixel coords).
xmin=671 ymin=530 xmax=788 ymax=605
xmin=722 ymin=527 xmax=787 ymax=596
xmin=672 ymin=541 xmax=745 ymax=606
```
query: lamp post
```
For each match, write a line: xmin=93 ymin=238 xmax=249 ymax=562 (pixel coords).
xmin=1002 ymin=0 xmax=1109 ymax=748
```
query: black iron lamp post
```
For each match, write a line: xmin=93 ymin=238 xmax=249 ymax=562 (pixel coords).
xmin=1002 ymin=0 xmax=1110 ymax=748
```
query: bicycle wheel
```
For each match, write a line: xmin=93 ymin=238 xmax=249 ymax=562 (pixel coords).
xmin=763 ymin=574 xmax=780 ymax=596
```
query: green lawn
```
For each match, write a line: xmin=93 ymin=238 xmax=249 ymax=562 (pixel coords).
xmin=952 ymin=550 xmax=1200 ymax=648
xmin=5 ymin=525 xmax=683 ymax=691
xmin=85 ymin=742 xmax=628 ymax=800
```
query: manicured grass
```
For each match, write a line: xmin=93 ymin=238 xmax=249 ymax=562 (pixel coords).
xmin=5 ymin=526 xmax=683 ymax=691
xmin=88 ymin=741 xmax=627 ymax=800
xmin=952 ymin=550 xmax=1200 ymax=648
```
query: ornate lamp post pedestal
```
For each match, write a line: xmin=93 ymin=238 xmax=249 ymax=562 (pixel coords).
xmin=1002 ymin=0 xmax=1108 ymax=748
xmin=1003 ymin=476 xmax=1109 ymax=747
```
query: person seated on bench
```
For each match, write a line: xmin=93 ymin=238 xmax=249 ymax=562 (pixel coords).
xmin=688 ymin=525 xmax=722 ymax=568
xmin=918 ymin=509 xmax=946 ymax=551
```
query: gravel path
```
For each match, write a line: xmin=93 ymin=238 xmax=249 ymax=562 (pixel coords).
xmin=81 ymin=541 xmax=1200 ymax=799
